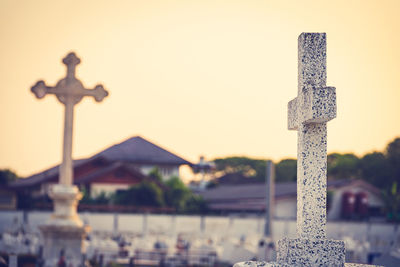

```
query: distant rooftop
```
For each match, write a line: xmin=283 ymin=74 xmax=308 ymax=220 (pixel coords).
xmin=92 ymin=136 xmax=191 ymax=166
xmin=200 ymin=179 xmax=381 ymax=202
xmin=200 ymin=182 xmax=296 ymax=201
xmin=11 ymin=159 xmax=88 ymax=188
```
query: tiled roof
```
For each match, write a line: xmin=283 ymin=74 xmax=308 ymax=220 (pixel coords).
xmin=10 ymin=159 xmax=89 ymax=188
xmin=200 ymin=182 xmax=296 ymax=201
xmin=92 ymin=136 xmax=191 ymax=166
xmin=75 ymin=162 xmax=145 ymax=184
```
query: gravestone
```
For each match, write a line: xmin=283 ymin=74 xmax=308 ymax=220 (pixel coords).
xmin=257 ymin=160 xmax=275 ymax=261
xmin=264 ymin=160 xmax=274 ymax=237
xmin=30 ymin=52 xmax=108 ymax=267
xmin=142 ymin=213 xmax=148 ymax=237
xmin=234 ymin=33 xmax=381 ymax=267
xmin=113 ymin=213 xmax=119 ymax=238
xmin=9 ymin=253 xmax=17 ymax=267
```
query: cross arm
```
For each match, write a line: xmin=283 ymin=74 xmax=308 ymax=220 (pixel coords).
xmin=31 ymin=80 xmax=108 ymax=103
xmin=80 ymin=85 xmax=109 ymax=102
xmin=288 ymin=97 xmax=299 ymax=130
xmin=303 ymin=86 xmax=336 ymax=124
xmin=288 ymin=86 xmax=336 ymax=130
xmin=31 ymin=80 xmax=52 ymax=99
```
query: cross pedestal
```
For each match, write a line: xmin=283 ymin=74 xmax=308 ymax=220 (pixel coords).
xmin=31 ymin=52 xmax=108 ymax=267
xmin=234 ymin=33 xmax=380 ymax=267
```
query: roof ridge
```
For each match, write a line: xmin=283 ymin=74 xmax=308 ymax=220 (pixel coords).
xmin=93 ymin=135 xmax=191 ymax=165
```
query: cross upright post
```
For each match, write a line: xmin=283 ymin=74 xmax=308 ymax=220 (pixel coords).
xmin=287 ymin=33 xmax=336 ymax=239
xmin=276 ymin=33 xmax=345 ymax=266
xmin=31 ymin=52 xmax=108 ymax=187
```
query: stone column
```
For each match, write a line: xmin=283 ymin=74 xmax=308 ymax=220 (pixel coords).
xmin=276 ymin=32 xmax=345 ymax=267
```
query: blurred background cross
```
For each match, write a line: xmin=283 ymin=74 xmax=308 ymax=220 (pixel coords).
xmin=31 ymin=52 xmax=109 ymax=186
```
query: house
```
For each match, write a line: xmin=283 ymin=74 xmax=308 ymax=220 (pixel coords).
xmin=10 ymin=136 xmax=192 ymax=199
xmin=0 ymin=187 xmax=17 ymax=210
xmin=199 ymin=179 xmax=385 ymax=220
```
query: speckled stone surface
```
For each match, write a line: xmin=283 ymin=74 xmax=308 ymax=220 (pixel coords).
xmin=288 ymin=32 xmax=336 ymax=239
xmin=277 ymin=237 xmax=345 ymax=266
xmin=233 ymin=261 xmax=287 ymax=267
xmin=234 ymin=262 xmax=382 ymax=267
xmin=344 ymin=264 xmax=383 ymax=267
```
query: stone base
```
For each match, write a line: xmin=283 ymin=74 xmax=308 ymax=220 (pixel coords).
xmin=40 ymin=224 xmax=90 ymax=267
xmin=277 ymin=237 xmax=345 ymax=266
xmin=233 ymin=261 xmax=382 ymax=267
xmin=234 ymin=237 xmax=381 ymax=267
xmin=48 ymin=184 xmax=84 ymax=227
xmin=39 ymin=184 xmax=90 ymax=267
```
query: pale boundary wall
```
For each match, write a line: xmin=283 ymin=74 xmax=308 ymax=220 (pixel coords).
xmin=0 ymin=211 xmax=397 ymax=243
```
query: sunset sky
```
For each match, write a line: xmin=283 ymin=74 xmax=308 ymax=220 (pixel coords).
xmin=0 ymin=0 xmax=399 ymax=181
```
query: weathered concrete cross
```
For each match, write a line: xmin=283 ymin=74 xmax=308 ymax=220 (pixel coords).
xmin=31 ymin=52 xmax=108 ymax=186
xmin=287 ymin=33 xmax=336 ymax=239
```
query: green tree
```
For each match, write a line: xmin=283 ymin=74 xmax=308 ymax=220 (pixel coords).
xmin=148 ymin=167 xmax=163 ymax=183
xmin=93 ymin=192 xmax=110 ymax=205
xmin=275 ymin=159 xmax=297 ymax=182
xmin=80 ymin=186 xmax=92 ymax=204
xmin=164 ymin=176 xmax=191 ymax=211
xmin=327 ymin=153 xmax=360 ymax=179
xmin=114 ymin=181 xmax=164 ymax=207
xmin=184 ymin=195 xmax=208 ymax=214
xmin=0 ymin=169 xmax=19 ymax=185
xmin=359 ymin=152 xmax=392 ymax=189
xmin=213 ymin=157 xmax=267 ymax=181
xmin=387 ymin=137 xmax=400 ymax=187
xmin=382 ymin=182 xmax=400 ymax=221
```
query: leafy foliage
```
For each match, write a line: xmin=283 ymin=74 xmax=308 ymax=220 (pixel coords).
xmin=213 ymin=157 xmax=266 ymax=181
xmin=387 ymin=138 xmax=400 ymax=187
xmin=0 ymin=169 xmax=19 ymax=185
xmin=327 ymin=153 xmax=360 ymax=179
xmin=213 ymin=157 xmax=297 ymax=183
xmin=80 ymin=187 xmax=110 ymax=205
xmin=148 ymin=167 xmax=163 ymax=183
xmin=184 ymin=195 xmax=208 ymax=214
xmin=114 ymin=181 xmax=164 ymax=207
xmin=164 ymin=176 xmax=191 ymax=211
xmin=382 ymin=182 xmax=400 ymax=221
xmin=276 ymin=159 xmax=297 ymax=182
xmin=93 ymin=192 xmax=110 ymax=205
xmin=110 ymin=168 xmax=207 ymax=213
xmin=359 ymin=152 xmax=392 ymax=189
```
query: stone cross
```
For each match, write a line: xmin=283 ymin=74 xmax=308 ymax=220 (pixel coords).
xmin=287 ymin=33 xmax=336 ymax=239
xmin=31 ymin=52 xmax=108 ymax=186
xmin=234 ymin=32 xmax=382 ymax=267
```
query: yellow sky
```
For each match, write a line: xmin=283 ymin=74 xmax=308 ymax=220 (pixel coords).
xmin=0 ymin=0 xmax=399 ymax=180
